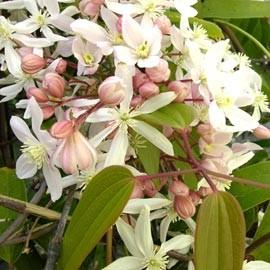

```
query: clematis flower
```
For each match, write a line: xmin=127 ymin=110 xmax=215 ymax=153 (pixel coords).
xmin=10 ymin=98 xmax=62 ymax=201
xmin=87 ymin=64 xmax=176 ymax=166
xmin=103 ymin=206 xmax=193 ymax=270
xmin=243 ymin=260 xmax=270 ymax=270
xmin=113 ymin=15 xmax=162 ymax=67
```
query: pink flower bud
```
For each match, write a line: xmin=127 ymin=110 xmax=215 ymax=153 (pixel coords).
xmin=174 ymin=195 xmax=196 ymax=219
xmin=55 ymin=59 xmax=67 ymax=74
xmin=133 ymin=69 xmax=150 ymax=90
xmin=98 ymin=76 xmax=125 ymax=105
xmin=50 ymin=120 xmax=75 ymax=139
xmin=163 ymin=126 xmax=174 ymax=138
xmin=57 ymin=131 xmax=97 ymax=174
xmin=168 ymin=81 xmax=190 ymax=102
xmin=154 ymin=15 xmax=171 ymax=35
xmin=145 ymin=59 xmax=170 ymax=83
xmin=131 ymin=179 xmax=144 ymax=199
xmin=142 ymin=180 xmax=158 ymax=197
xmin=169 ymin=181 xmax=189 ymax=197
xmin=79 ymin=0 xmax=100 ymax=17
xmin=18 ymin=47 xmax=33 ymax=57
xmin=27 ymin=87 xmax=49 ymax=103
xmin=130 ymin=95 xmax=144 ymax=108
xmin=43 ymin=72 xmax=65 ymax=99
xmin=189 ymin=191 xmax=201 ymax=205
xmin=139 ymin=82 xmax=159 ymax=98
xmin=116 ymin=17 xmax=122 ymax=33
xmin=21 ymin=54 xmax=46 ymax=74
xmin=198 ymin=186 xmax=213 ymax=197
xmin=41 ymin=105 xmax=55 ymax=119
xmin=253 ymin=125 xmax=270 ymax=139
xmin=197 ymin=123 xmax=214 ymax=144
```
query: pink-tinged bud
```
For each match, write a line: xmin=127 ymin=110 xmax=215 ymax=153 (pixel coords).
xmin=189 ymin=191 xmax=201 ymax=205
xmin=130 ymin=95 xmax=144 ymax=108
xmin=92 ymin=0 xmax=104 ymax=4
xmin=163 ymin=126 xmax=174 ymax=138
xmin=169 ymin=181 xmax=189 ymax=197
xmin=98 ymin=76 xmax=125 ymax=105
xmin=55 ymin=59 xmax=67 ymax=74
xmin=41 ymin=105 xmax=55 ymax=119
xmin=131 ymin=179 xmax=144 ymax=199
xmin=154 ymin=15 xmax=171 ymax=35
xmin=21 ymin=54 xmax=46 ymax=74
xmin=50 ymin=120 xmax=75 ymax=139
xmin=27 ymin=87 xmax=49 ymax=103
xmin=142 ymin=180 xmax=158 ymax=197
xmin=57 ymin=131 xmax=97 ymax=174
xmin=198 ymin=186 xmax=213 ymax=197
xmin=253 ymin=125 xmax=270 ymax=139
xmin=43 ymin=72 xmax=65 ymax=99
xmin=116 ymin=17 xmax=122 ymax=33
xmin=174 ymin=195 xmax=196 ymax=219
xmin=17 ymin=47 xmax=33 ymax=57
xmin=133 ymin=69 xmax=149 ymax=90
xmin=139 ymin=82 xmax=159 ymax=98
xmin=197 ymin=123 xmax=213 ymax=144
xmin=145 ymin=59 xmax=170 ymax=83
xmin=79 ymin=0 xmax=100 ymax=16
xmin=168 ymin=81 xmax=190 ymax=102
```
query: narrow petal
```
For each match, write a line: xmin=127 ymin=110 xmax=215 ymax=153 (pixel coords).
xmin=86 ymin=108 xmax=116 ymax=123
xmin=13 ymin=33 xmax=53 ymax=47
xmin=14 ymin=18 xmax=39 ymax=34
xmin=129 ymin=119 xmax=174 ymax=156
xmin=104 ymin=126 xmax=129 ymax=166
xmin=42 ymin=162 xmax=63 ymax=202
xmin=208 ymin=101 xmax=226 ymax=130
xmin=160 ymin=216 xmax=172 ymax=243
xmin=160 ymin=234 xmax=193 ymax=253
xmin=133 ymin=92 xmax=176 ymax=116
xmin=16 ymin=154 xmax=37 ymax=179
xmin=135 ymin=206 xmax=154 ymax=257
xmin=4 ymin=45 xmax=22 ymax=76
xmin=100 ymin=6 xmax=118 ymax=33
xmin=0 ymin=82 xmax=24 ymax=99
xmin=114 ymin=46 xmax=137 ymax=66
xmin=0 ymin=0 xmax=25 ymax=9
xmin=103 ymin=256 xmax=143 ymax=270
xmin=105 ymin=1 xmax=143 ymax=16
xmin=116 ymin=218 xmax=143 ymax=257
xmin=243 ymin=261 xmax=270 ymax=270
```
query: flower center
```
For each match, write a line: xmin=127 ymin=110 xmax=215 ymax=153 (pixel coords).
xmin=21 ymin=141 xmax=46 ymax=169
xmin=136 ymin=42 xmax=150 ymax=59
xmin=120 ymin=112 xmax=130 ymax=122
xmin=33 ymin=11 xmax=48 ymax=27
xmin=144 ymin=249 xmax=169 ymax=270
xmin=111 ymin=33 xmax=123 ymax=45
xmin=0 ymin=22 xmax=12 ymax=40
xmin=216 ymin=95 xmax=233 ymax=109
xmin=255 ymin=92 xmax=268 ymax=107
xmin=83 ymin=53 xmax=94 ymax=65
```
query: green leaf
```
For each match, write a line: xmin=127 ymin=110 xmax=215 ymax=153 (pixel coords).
xmin=195 ymin=191 xmax=245 ymax=270
xmin=196 ymin=0 xmax=270 ymax=19
xmin=252 ymin=203 xmax=270 ymax=261
xmin=58 ymin=166 xmax=134 ymax=270
xmin=166 ymin=10 xmax=224 ymax=39
xmin=231 ymin=162 xmax=270 ymax=210
xmin=137 ymin=140 xmax=160 ymax=174
xmin=0 ymin=167 xmax=27 ymax=264
xmin=138 ymin=103 xmax=197 ymax=129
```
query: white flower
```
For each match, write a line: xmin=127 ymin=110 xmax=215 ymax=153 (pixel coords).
xmin=103 ymin=206 xmax=193 ymax=270
xmin=114 ymin=15 xmax=162 ymax=68
xmin=10 ymin=98 xmax=62 ymax=201
xmin=243 ymin=260 xmax=270 ymax=270
xmin=87 ymin=63 xmax=175 ymax=166
xmin=174 ymin=0 xmax=198 ymax=18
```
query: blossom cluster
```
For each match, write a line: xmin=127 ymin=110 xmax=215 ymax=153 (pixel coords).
xmin=0 ymin=0 xmax=270 ymax=269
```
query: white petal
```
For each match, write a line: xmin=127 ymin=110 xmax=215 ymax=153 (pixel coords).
xmin=42 ymin=0 xmax=60 ymax=15
xmin=16 ymin=154 xmax=37 ymax=179
xmin=243 ymin=261 xmax=270 ymax=270
xmin=4 ymin=45 xmax=22 ymax=76
xmin=137 ymin=56 xmax=160 ymax=68
xmin=103 ymin=256 xmax=143 ymax=270
xmin=86 ymin=108 xmax=116 ymax=123
xmin=135 ymin=206 xmax=153 ymax=257
xmin=208 ymin=101 xmax=226 ymax=130
xmin=0 ymin=0 xmax=25 ymax=9
xmin=124 ymin=198 xmax=172 ymax=214
xmin=116 ymin=218 xmax=143 ymax=257
xmin=10 ymin=116 xmax=37 ymax=143
xmin=104 ymin=126 xmax=129 ymax=166
xmin=105 ymin=1 xmax=143 ymax=16
xmin=0 ymin=82 xmax=24 ymax=99
xmin=134 ymin=92 xmax=176 ymax=116
xmin=71 ymin=19 xmax=107 ymax=44
xmin=114 ymin=46 xmax=137 ymax=66
xmin=160 ymin=234 xmax=193 ymax=253
xmin=13 ymin=33 xmax=53 ymax=47
xmin=42 ymin=162 xmax=63 ymax=202
xmin=100 ymin=6 xmax=118 ymax=33
xmin=42 ymin=27 xmax=67 ymax=42
xmin=160 ymin=216 xmax=172 ymax=243
xmin=129 ymin=119 xmax=174 ymax=156
xmin=14 ymin=18 xmax=39 ymax=34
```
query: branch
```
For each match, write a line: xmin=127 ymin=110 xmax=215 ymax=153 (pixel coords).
xmin=167 ymin=250 xmax=192 ymax=261
xmin=246 ymin=232 xmax=270 ymax=254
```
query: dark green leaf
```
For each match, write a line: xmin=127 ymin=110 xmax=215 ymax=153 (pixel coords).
xmin=195 ymin=191 xmax=245 ymax=270
xmin=58 ymin=166 xmax=134 ymax=270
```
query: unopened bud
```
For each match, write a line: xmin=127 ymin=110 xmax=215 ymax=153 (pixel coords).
xmin=145 ymin=59 xmax=170 ymax=83
xmin=142 ymin=180 xmax=158 ymax=197
xmin=253 ymin=125 xmax=270 ymax=139
xmin=50 ymin=120 xmax=75 ymax=139
xmin=55 ymin=59 xmax=67 ymax=74
xmin=43 ymin=72 xmax=65 ymax=99
xmin=131 ymin=179 xmax=144 ymax=199
xmin=189 ymin=191 xmax=201 ymax=205
xmin=130 ymin=95 xmax=144 ymax=108
xmin=174 ymin=195 xmax=196 ymax=219
xmin=27 ymin=87 xmax=48 ymax=103
xmin=79 ymin=0 xmax=100 ymax=17
xmin=154 ymin=15 xmax=171 ymax=35
xmin=116 ymin=17 xmax=122 ymax=33
xmin=197 ymin=123 xmax=213 ymax=144
xmin=98 ymin=76 xmax=125 ymax=105
xmin=168 ymin=81 xmax=190 ymax=102
xmin=133 ymin=69 xmax=149 ymax=90
xmin=139 ymin=82 xmax=159 ymax=98
xmin=163 ymin=126 xmax=174 ymax=138
xmin=22 ymin=54 xmax=46 ymax=74
xmin=41 ymin=105 xmax=55 ymax=119
xmin=169 ymin=181 xmax=189 ymax=197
